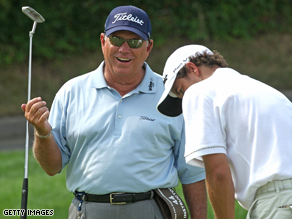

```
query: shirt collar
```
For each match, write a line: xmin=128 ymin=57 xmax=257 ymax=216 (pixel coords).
xmin=90 ymin=61 xmax=157 ymax=94
xmin=90 ymin=61 xmax=108 ymax=89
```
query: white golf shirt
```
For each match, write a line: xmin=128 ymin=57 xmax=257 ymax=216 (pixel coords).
xmin=184 ymin=68 xmax=292 ymax=209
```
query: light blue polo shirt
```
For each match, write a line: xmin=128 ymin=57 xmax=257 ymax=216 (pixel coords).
xmin=49 ymin=62 xmax=205 ymax=194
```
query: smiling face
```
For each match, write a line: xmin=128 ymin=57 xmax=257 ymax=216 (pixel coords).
xmin=101 ymin=30 xmax=153 ymax=82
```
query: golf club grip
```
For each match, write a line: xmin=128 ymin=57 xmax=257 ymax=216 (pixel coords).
xmin=21 ymin=178 xmax=28 ymax=219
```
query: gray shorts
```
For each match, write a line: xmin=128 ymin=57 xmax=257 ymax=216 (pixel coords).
xmin=247 ymin=179 xmax=292 ymax=219
xmin=68 ymin=197 xmax=164 ymax=219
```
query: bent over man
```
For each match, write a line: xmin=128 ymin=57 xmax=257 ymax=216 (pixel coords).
xmin=157 ymin=44 xmax=292 ymax=219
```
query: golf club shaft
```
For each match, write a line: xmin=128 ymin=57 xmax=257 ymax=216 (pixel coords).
xmin=24 ymin=27 xmax=34 ymax=178
xmin=21 ymin=25 xmax=34 ymax=219
xmin=21 ymin=7 xmax=44 ymax=218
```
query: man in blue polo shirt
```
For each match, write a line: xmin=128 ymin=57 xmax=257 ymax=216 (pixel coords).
xmin=21 ymin=5 xmax=206 ymax=219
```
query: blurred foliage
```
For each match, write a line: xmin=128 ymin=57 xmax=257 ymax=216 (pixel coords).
xmin=1 ymin=0 xmax=292 ymax=66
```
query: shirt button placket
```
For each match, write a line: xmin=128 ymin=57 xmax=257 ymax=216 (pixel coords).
xmin=114 ymin=98 xmax=123 ymax=136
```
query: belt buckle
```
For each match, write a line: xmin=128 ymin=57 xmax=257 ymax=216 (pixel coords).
xmin=110 ymin=193 xmax=126 ymax=204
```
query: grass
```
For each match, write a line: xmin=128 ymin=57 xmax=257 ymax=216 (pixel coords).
xmin=0 ymin=150 xmax=247 ymax=218
xmin=0 ymin=150 xmax=71 ymax=218
xmin=1 ymin=33 xmax=292 ymax=117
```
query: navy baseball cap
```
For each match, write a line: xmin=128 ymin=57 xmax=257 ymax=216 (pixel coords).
xmin=105 ymin=5 xmax=151 ymax=40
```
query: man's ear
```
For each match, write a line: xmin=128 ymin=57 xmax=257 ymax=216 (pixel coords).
xmin=100 ymin=33 xmax=106 ymax=47
xmin=185 ymin=62 xmax=200 ymax=76
xmin=144 ymin=39 xmax=153 ymax=61
xmin=147 ymin=39 xmax=153 ymax=52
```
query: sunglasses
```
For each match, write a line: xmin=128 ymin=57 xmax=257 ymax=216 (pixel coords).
xmin=108 ymin=36 xmax=145 ymax=48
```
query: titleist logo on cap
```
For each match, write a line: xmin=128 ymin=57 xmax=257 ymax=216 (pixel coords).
xmin=105 ymin=6 xmax=151 ymax=40
xmin=112 ymin=12 xmax=144 ymax=26
xmin=173 ymin=58 xmax=188 ymax=73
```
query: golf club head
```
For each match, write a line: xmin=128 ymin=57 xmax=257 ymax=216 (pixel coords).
xmin=22 ymin=6 xmax=45 ymax=23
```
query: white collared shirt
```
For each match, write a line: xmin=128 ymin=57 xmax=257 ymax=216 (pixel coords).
xmin=184 ymin=68 xmax=292 ymax=209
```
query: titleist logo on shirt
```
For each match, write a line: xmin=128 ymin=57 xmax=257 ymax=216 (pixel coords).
xmin=139 ymin=116 xmax=155 ymax=121
xmin=112 ymin=13 xmax=144 ymax=26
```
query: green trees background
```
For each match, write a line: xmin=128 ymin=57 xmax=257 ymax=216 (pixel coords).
xmin=1 ymin=0 xmax=292 ymax=116
xmin=1 ymin=0 xmax=292 ymax=66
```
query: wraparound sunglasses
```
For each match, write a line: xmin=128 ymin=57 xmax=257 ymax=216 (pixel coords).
xmin=108 ymin=36 xmax=145 ymax=48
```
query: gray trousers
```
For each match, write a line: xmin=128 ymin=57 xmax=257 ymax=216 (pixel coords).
xmin=247 ymin=179 xmax=292 ymax=219
xmin=68 ymin=197 xmax=165 ymax=219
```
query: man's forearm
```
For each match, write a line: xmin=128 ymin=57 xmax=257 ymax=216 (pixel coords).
xmin=21 ymin=98 xmax=62 ymax=176
xmin=203 ymin=154 xmax=235 ymax=219
xmin=182 ymin=180 xmax=207 ymax=219
xmin=206 ymin=172 xmax=235 ymax=219
xmin=33 ymin=132 xmax=62 ymax=176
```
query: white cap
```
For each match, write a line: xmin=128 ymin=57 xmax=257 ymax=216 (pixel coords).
xmin=157 ymin=45 xmax=213 ymax=117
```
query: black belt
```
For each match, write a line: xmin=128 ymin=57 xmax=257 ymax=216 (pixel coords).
xmin=74 ymin=191 xmax=154 ymax=204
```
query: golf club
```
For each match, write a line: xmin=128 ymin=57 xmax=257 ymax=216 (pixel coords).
xmin=21 ymin=6 xmax=45 ymax=219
